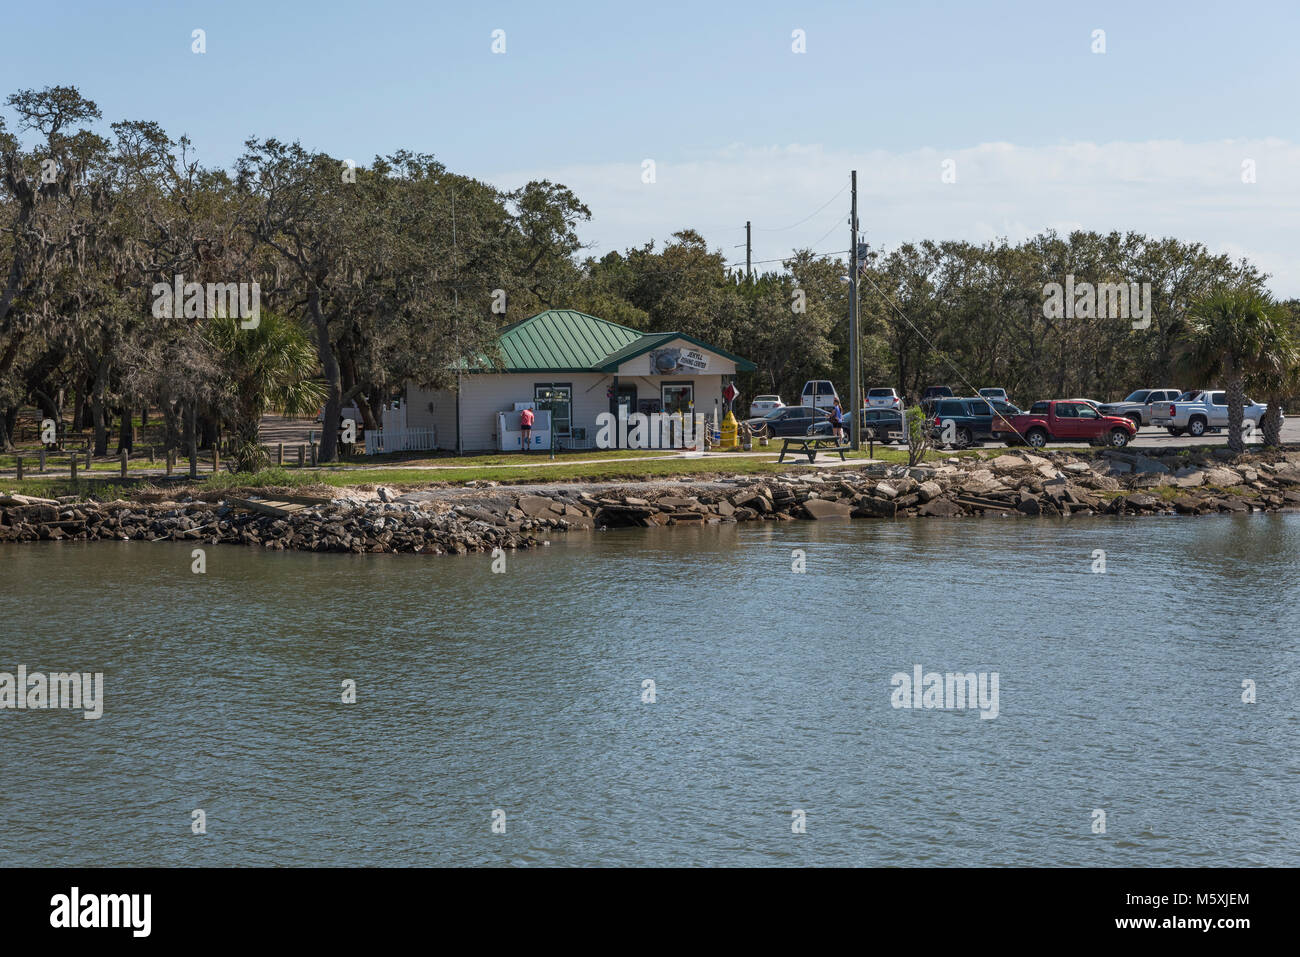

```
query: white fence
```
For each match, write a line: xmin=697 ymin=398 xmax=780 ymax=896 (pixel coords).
xmin=365 ymin=427 xmax=437 ymax=455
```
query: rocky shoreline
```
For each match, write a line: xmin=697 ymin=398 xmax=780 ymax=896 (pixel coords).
xmin=5 ymin=447 xmax=1300 ymax=555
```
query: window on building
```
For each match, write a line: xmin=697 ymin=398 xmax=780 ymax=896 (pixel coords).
xmin=661 ymin=383 xmax=694 ymax=415
xmin=534 ymin=383 xmax=572 ymax=436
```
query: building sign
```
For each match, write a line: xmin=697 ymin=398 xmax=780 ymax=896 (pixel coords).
xmin=649 ymin=347 xmax=709 ymax=375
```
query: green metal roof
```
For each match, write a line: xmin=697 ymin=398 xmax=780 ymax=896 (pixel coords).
xmin=483 ymin=309 xmax=643 ymax=372
xmin=469 ymin=309 xmax=755 ymax=374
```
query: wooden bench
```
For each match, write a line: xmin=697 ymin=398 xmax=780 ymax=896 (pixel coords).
xmin=778 ymin=436 xmax=850 ymax=463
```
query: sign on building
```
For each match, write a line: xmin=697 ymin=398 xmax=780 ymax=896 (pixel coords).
xmin=649 ymin=347 xmax=709 ymax=374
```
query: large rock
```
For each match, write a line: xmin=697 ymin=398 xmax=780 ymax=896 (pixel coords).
xmin=851 ymin=497 xmax=897 ymax=518
xmin=1124 ymin=493 xmax=1160 ymax=510
xmin=918 ymin=497 xmax=963 ymax=517
xmin=989 ymin=454 xmax=1031 ymax=474
xmin=917 ymin=480 xmax=942 ymax=502
xmin=1204 ymin=467 xmax=1243 ymax=487
xmin=802 ymin=499 xmax=852 ymax=520
xmin=656 ymin=495 xmax=698 ymax=509
xmin=517 ymin=495 xmax=561 ymax=518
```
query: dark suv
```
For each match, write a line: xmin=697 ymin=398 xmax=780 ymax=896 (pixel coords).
xmin=808 ymin=408 xmax=902 ymax=441
xmin=927 ymin=397 xmax=1021 ymax=448
xmin=746 ymin=404 xmax=831 ymax=436
xmin=921 ymin=385 xmax=954 ymax=403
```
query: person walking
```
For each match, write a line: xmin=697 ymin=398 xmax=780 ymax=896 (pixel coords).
xmin=520 ymin=406 xmax=535 ymax=451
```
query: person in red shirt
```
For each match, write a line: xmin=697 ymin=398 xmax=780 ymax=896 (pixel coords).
xmin=519 ymin=406 xmax=535 ymax=451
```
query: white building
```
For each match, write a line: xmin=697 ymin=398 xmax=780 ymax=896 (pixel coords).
xmin=404 ymin=309 xmax=756 ymax=452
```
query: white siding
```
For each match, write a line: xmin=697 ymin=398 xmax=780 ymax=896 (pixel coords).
xmin=404 ymin=351 xmax=739 ymax=451
xmin=404 ymin=386 xmax=458 ymax=450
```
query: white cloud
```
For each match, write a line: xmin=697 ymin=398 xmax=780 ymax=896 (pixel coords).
xmin=490 ymin=138 xmax=1300 ymax=295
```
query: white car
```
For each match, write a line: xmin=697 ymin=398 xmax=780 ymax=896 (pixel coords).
xmin=748 ymin=394 xmax=785 ymax=418
xmin=800 ymin=379 xmax=840 ymax=411
xmin=866 ymin=387 xmax=902 ymax=409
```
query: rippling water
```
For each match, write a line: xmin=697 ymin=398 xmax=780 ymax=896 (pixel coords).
xmin=2 ymin=512 xmax=1297 ymax=866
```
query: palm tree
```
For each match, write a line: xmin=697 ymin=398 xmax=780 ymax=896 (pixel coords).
xmin=207 ymin=312 xmax=325 ymax=472
xmin=1180 ymin=287 xmax=1286 ymax=453
xmin=1248 ymin=302 xmax=1300 ymax=447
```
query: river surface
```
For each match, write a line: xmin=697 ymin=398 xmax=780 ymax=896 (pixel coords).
xmin=2 ymin=513 xmax=1297 ymax=866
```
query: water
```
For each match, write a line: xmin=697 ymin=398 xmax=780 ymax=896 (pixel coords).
xmin=1 ymin=513 xmax=1297 ymax=866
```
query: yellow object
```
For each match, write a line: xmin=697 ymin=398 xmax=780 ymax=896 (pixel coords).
xmin=720 ymin=411 xmax=739 ymax=449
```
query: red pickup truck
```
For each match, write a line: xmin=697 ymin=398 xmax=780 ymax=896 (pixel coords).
xmin=991 ymin=400 xmax=1137 ymax=449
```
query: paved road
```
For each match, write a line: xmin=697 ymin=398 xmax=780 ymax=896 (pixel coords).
xmin=965 ymin=418 xmax=1299 ymax=451
xmin=1127 ymin=417 xmax=1300 ymax=449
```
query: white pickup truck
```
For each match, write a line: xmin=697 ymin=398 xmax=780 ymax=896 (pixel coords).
xmin=1097 ymin=388 xmax=1182 ymax=428
xmin=1150 ymin=390 xmax=1270 ymax=437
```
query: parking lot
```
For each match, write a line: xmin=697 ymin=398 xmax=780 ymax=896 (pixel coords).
xmin=1126 ymin=416 xmax=1299 ymax=449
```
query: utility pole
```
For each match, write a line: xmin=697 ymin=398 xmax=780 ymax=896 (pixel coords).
xmin=745 ymin=220 xmax=752 ymax=281
xmin=453 ymin=190 xmax=463 ymax=456
xmin=848 ymin=170 xmax=860 ymax=450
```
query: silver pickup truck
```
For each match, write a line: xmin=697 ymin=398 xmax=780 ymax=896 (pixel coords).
xmin=1097 ymin=388 xmax=1182 ymax=428
xmin=1150 ymin=390 xmax=1270 ymax=437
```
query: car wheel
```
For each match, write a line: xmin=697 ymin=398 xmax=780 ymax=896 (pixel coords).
xmin=1166 ymin=427 xmax=1185 ymax=437
xmin=1109 ymin=428 xmax=1130 ymax=448
xmin=1188 ymin=417 xmax=1207 ymax=437
xmin=956 ymin=427 xmax=973 ymax=449
xmin=1026 ymin=428 xmax=1048 ymax=448
xmin=1127 ymin=413 xmax=1142 ymax=430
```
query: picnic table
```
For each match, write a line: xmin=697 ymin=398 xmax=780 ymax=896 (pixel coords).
xmin=777 ymin=435 xmax=850 ymax=463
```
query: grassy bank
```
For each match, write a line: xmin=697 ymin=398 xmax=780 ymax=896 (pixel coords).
xmin=4 ymin=445 xmax=982 ymax=499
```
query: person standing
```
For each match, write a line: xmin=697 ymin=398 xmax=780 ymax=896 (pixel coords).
xmin=830 ymin=397 xmax=845 ymax=443
xmin=520 ymin=406 xmax=535 ymax=451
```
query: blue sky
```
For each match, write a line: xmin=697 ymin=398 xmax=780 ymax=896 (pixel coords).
xmin=4 ymin=0 xmax=1297 ymax=289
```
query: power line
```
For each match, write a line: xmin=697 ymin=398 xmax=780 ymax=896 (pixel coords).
xmin=856 ymin=268 xmax=1033 ymax=445
xmin=755 ymin=182 xmax=850 ymax=232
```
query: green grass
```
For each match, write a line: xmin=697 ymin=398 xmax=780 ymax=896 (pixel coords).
xmin=358 ymin=448 xmax=667 ymax=467
xmin=2 ymin=441 xmax=999 ymax=500
xmin=5 ymin=453 xmax=884 ymax=498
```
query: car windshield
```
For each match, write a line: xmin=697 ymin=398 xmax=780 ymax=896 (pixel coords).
xmin=763 ymin=408 xmax=787 ymax=420
xmin=1124 ymin=390 xmax=1150 ymax=403
xmin=755 ymin=395 xmax=778 ymax=402
xmin=868 ymin=389 xmax=893 ymax=397
xmin=992 ymin=402 xmax=1020 ymax=415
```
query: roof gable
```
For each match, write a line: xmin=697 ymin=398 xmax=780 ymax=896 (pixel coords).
xmin=468 ymin=310 xmax=755 ymax=374
xmin=488 ymin=309 xmax=643 ymax=372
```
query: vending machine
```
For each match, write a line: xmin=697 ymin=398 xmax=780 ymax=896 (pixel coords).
xmin=496 ymin=408 xmax=551 ymax=451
